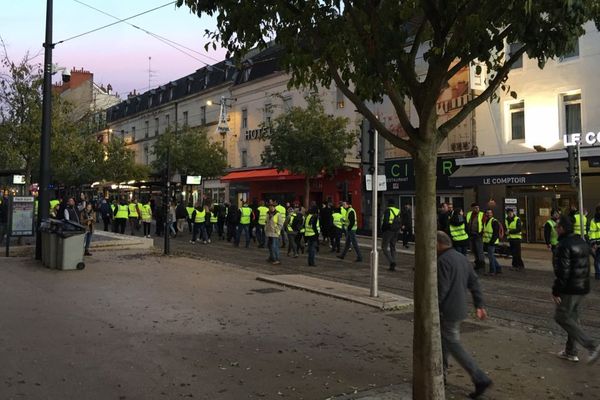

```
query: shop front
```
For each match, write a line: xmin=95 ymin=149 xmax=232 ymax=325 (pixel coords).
xmin=221 ymin=166 xmax=363 ymax=221
xmin=449 ymin=153 xmax=580 ymax=243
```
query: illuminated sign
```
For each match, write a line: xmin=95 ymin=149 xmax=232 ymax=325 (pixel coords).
xmin=564 ymin=132 xmax=600 ymax=147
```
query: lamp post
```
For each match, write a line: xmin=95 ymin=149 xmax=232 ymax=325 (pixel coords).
xmin=35 ymin=0 xmax=54 ymax=260
xmin=163 ymin=102 xmax=178 ymax=255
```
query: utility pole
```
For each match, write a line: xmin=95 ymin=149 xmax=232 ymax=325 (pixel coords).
xmin=35 ymin=0 xmax=53 ymax=260
xmin=370 ymin=129 xmax=379 ymax=298
xmin=576 ymin=142 xmax=585 ymax=238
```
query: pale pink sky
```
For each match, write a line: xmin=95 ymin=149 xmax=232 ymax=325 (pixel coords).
xmin=1 ymin=0 xmax=227 ymax=97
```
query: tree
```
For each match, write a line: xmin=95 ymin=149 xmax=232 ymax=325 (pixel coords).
xmin=177 ymin=1 xmax=598 ymax=397
xmin=102 ymin=136 xmax=150 ymax=184
xmin=151 ymin=126 xmax=227 ymax=178
xmin=261 ymin=94 xmax=355 ymax=208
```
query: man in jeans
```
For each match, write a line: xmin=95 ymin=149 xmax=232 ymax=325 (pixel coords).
xmin=381 ymin=199 xmax=400 ymax=271
xmin=553 ymin=216 xmax=600 ymax=363
xmin=437 ymin=231 xmax=492 ymax=399
xmin=482 ymin=209 xmax=502 ymax=275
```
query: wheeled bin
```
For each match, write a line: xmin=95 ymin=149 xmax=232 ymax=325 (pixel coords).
xmin=56 ymin=220 xmax=86 ymax=270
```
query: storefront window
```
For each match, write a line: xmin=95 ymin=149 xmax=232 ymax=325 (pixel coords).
xmin=563 ymin=93 xmax=582 ymax=136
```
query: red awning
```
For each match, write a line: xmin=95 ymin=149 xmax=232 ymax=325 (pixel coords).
xmin=220 ymin=168 xmax=305 ymax=182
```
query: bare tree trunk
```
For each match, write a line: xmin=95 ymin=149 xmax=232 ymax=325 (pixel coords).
xmin=412 ymin=139 xmax=445 ymax=400
xmin=304 ymin=176 xmax=310 ymax=210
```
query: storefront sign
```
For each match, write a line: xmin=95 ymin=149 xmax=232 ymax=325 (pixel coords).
xmin=244 ymin=127 xmax=270 ymax=141
xmin=564 ymin=132 xmax=600 ymax=147
xmin=384 ymin=158 xmax=457 ymax=191
xmin=505 ymin=198 xmax=517 ymax=204
xmin=462 ymin=174 xmax=569 ymax=186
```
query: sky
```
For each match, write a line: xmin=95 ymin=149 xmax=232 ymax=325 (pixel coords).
xmin=0 ymin=0 xmax=227 ymax=97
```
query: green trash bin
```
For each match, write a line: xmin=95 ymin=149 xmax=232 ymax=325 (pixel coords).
xmin=56 ymin=220 xmax=86 ymax=271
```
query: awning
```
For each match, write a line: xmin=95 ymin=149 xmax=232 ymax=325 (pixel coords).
xmin=220 ymin=168 xmax=305 ymax=182
xmin=449 ymin=160 xmax=570 ymax=187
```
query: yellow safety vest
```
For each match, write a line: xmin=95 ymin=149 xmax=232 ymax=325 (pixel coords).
xmin=128 ymin=203 xmax=139 ymax=218
xmin=588 ymin=218 xmax=600 ymax=241
xmin=111 ymin=204 xmax=116 ymax=213
xmin=340 ymin=207 xmax=347 ymax=228
xmin=140 ymin=204 xmax=152 ymax=221
xmin=574 ymin=213 xmax=587 ymax=236
xmin=387 ymin=207 xmax=400 ymax=223
xmin=186 ymin=206 xmax=195 ymax=219
xmin=275 ymin=205 xmax=286 ymax=217
xmin=115 ymin=204 xmax=129 ymax=219
xmin=271 ymin=212 xmax=281 ymax=236
xmin=194 ymin=209 xmax=206 ymax=223
xmin=257 ymin=206 xmax=269 ymax=225
xmin=332 ymin=212 xmax=343 ymax=229
xmin=50 ymin=199 xmax=60 ymax=210
xmin=240 ymin=206 xmax=252 ymax=225
xmin=287 ymin=213 xmax=297 ymax=232
xmin=483 ymin=218 xmax=499 ymax=245
xmin=449 ymin=222 xmax=468 ymax=242
xmin=506 ymin=216 xmax=522 ymax=240
xmin=466 ymin=211 xmax=484 ymax=234
xmin=346 ymin=207 xmax=358 ymax=231
xmin=210 ymin=211 xmax=218 ymax=223
xmin=546 ymin=219 xmax=559 ymax=245
xmin=304 ymin=214 xmax=319 ymax=237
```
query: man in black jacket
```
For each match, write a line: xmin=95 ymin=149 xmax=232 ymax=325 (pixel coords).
xmin=381 ymin=199 xmax=400 ymax=271
xmin=553 ymin=216 xmax=600 ymax=363
xmin=400 ymin=203 xmax=412 ymax=248
xmin=437 ymin=231 xmax=492 ymax=399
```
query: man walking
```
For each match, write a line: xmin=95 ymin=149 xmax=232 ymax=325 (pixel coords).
xmin=449 ymin=208 xmax=469 ymax=255
xmin=98 ymin=197 xmax=113 ymax=232
xmin=437 ymin=231 xmax=493 ymax=399
xmin=483 ymin=209 xmax=502 ymax=275
xmin=236 ymin=201 xmax=253 ymax=248
xmin=400 ymin=203 xmax=412 ymax=249
xmin=256 ymin=200 xmax=269 ymax=248
xmin=466 ymin=203 xmax=486 ymax=271
xmin=381 ymin=199 xmax=400 ymax=271
xmin=128 ymin=198 xmax=140 ymax=236
xmin=505 ymin=208 xmax=525 ymax=271
xmin=304 ymin=206 xmax=320 ymax=267
xmin=337 ymin=201 xmax=363 ymax=262
xmin=545 ymin=209 xmax=560 ymax=257
xmin=265 ymin=203 xmax=283 ymax=265
xmin=553 ymin=215 xmax=600 ymax=363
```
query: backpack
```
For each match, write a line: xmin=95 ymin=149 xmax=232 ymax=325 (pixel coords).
xmin=390 ymin=209 xmax=402 ymax=232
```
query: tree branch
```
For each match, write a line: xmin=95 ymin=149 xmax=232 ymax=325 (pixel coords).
xmin=326 ymin=58 xmax=415 ymax=154
xmin=409 ymin=16 xmax=427 ymax=66
xmin=439 ymin=44 xmax=528 ymax=137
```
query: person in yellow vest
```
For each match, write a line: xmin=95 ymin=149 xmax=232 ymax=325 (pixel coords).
xmin=587 ymin=205 xmax=600 ymax=280
xmin=330 ymin=207 xmax=343 ymax=254
xmin=505 ymin=208 xmax=525 ymax=271
xmin=190 ymin=202 xmax=208 ymax=244
xmin=185 ymin=203 xmax=195 ymax=233
xmin=140 ymin=199 xmax=153 ymax=238
xmin=304 ymin=206 xmax=320 ymax=266
xmin=284 ymin=207 xmax=299 ymax=258
xmin=449 ymin=208 xmax=469 ymax=255
xmin=571 ymin=206 xmax=587 ymax=238
xmin=128 ymin=198 xmax=141 ymax=235
xmin=275 ymin=200 xmax=288 ymax=248
xmin=381 ymin=199 xmax=401 ymax=271
xmin=466 ymin=203 xmax=486 ymax=271
xmin=339 ymin=201 xmax=348 ymax=239
xmin=545 ymin=209 xmax=560 ymax=257
xmin=337 ymin=202 xmax=363 ymax=262
xmin=114 ymin=198 xmax=129 ymax=234
xmin=235 ymin=201 xmax=253 ymax=248
xmin=205 ymin=204 xmax=216 ymax=243
xmin=256 ymin=200 xmax=269 ymax=248
xmin=483 ymin=209 xmax=502 ymax=275
xmin=266 ymin=203 xmax=284 ymax=264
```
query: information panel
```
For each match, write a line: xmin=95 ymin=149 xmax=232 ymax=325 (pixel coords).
xmin=9 ymin=196 xmax=35 ymax=237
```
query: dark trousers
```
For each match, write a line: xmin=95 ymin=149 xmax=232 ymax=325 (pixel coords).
xmin=102 ymin=216 xmax=111 ymax=232
xmin=509 ymin=239 xmax=524 ymax=269
xmin=143 ymin=222 xmax=151 ymax=236
xmin=236 ymin=224 xmax=250 ymax=247
xmin=469 ymin=234 xmax=485 ymax=269
xmin=381 ymin=230 xmax=398 ymax=266
xmin=441 ymin=319 xmax=490 ymax=385
xmin=287 ymin=232 xmax=298 ymax=256
xmin=227 ymin=223 xmax=237 ymax=242
xmin=115 ymin=218 xmax=126 ymax=234
xmin=330 ymin=227 xmax=342 ymax=252
xmin=307 ymin=236 xmax=318 ymax=266
xmin=256 ymin=225 xmax=266 ymax=247
xmin=192 ymin=223 xmax=207 ymax=242
xmin=217 ymin=220 xmax=225 ymax=239
xmin=555 ymin=294 xmax=597 ymax=356
xmin=402 ymin=229 xmax=411 ymax=247
xmin=341 ymin=230 xmax=362 ymax=261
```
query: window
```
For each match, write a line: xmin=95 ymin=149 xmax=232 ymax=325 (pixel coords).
xmin=144 ymin=120 xmax=149 ymax=138
xmin=186 ymin=81 xmax=192 ymax=94
xmin=509 ymin=101 xmax=525 ymax=140
xmin=336 ymin=87 xmax=345 ymax=109
xmin=563 ymin=93 xmax=582 ymax=137
xmin=154 ymin=117 xmax=159 ymax=136
xmin=148 ymin=96 xmax=153 ymax=107
xmin=241 ymin=150 xmax=248 ymax=167
xmin=283 ymin=96 xmax=293 ymax=111
xmin=242 ymin=108 xmax=248 ymax=129
xmin=165 ymin=114 xmax=170 ymax=128
xmin=242 ymin=68 xmax=251 ymax=82
xmin=169 ymin=88 xmax=173 ymax=101
xmin=131 ymin=126 xmax=136 ymax=141
xmin=561 ymin=39 xmax=580 ymax=61
xmin=200 ymin=106 xmax=206 ymax=125
xmin=144 ymin=145 xmax=149 ymax=165
xmin=183 ymin=111 xmax=189 ymax=126
xmin=264 ymin=102 xmax=272 ymax=125
xmin=509 ymin=42 xmax=524 ymax=69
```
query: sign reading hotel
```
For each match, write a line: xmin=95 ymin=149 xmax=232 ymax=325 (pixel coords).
xmin=245 ymin=127 xmax=270 ymax=141
xmin=563 ymin=132 xmax=600 ymax=147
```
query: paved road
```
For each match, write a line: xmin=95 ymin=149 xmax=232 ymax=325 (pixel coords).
xmin=155 ymin=232 xmax=600 ymax=339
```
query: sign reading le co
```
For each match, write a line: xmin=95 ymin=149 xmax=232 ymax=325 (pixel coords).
xmin=564 ymin=132 xmax=600 ymax=147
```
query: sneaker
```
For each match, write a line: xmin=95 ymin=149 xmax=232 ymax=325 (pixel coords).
xmin=588 ymin=344 xmax=600 ymax=364
xmin=272 ymin=261 xmax=281 ymax=265
xmin=189 ymin=240 xmax=195 ymax=244
xmin=203 ymin=241 xmax=207 ymax=244
xmin=207 ymin=239 xmax=211 ymax=244
xmin=337 ymin=255 xmax=344 ymax=260
xmin=469 ymin=379 xmax=493 ymax=399
xmin=556 ymin=350 xmax=579 ymax=362
xmin=389 ymin=262 xmax=396 ymax=271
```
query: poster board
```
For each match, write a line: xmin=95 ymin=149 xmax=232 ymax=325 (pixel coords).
xmin=9 ymin=196 xmax=35 ymax=237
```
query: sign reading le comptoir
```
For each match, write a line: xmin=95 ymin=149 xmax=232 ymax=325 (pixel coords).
xmin=564 ymin=132 xmax=600 ymax=147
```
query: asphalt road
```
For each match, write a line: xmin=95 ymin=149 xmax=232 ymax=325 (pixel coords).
xmin=155 ymin=231 xmax=600 ymax=340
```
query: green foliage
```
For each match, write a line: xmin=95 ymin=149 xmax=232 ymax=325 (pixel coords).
xmin=151 ymin=126 xmax=227 ymax=178
xmin=102 ymin=136 xmax=150 ymax=183
xmin=261 ymin=94 xmax=355 ymax=178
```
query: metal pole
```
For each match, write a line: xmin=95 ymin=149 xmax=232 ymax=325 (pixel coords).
xmin=35 ymin=0 xmax=53 ymax=260
xmin=164 ymin=138 xmax=171 ymax=255
xmin=577 ymin=141 xmax=585 ymax=238
xmin=370 ymin=130 xmax=379 ymax=298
